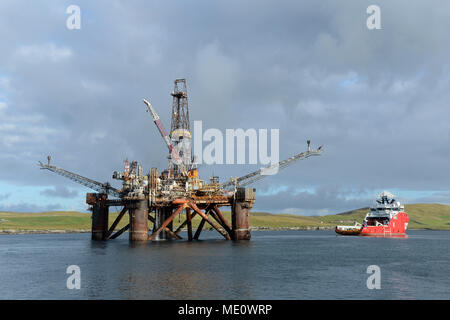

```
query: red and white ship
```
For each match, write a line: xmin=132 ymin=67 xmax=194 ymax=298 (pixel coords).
xmin=335 ymin=191 xmax=409 ymax=237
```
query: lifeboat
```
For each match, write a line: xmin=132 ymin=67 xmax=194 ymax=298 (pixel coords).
xmin=335 ymin=223 xmax=363 ymax=235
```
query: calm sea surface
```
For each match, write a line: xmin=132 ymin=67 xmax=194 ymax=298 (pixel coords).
xmin=0 ymin=230 xmax=449 ymax=299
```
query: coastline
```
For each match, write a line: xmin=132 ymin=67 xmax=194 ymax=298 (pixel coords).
xmin=0 ymin=229 xmax=91 ymax=235
xmin=1 ymin=226 xmax=445 ymax=235
xmin=0 ymin=227 xmax=331 ymax=235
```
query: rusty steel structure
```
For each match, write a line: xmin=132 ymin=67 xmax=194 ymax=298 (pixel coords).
xmin=39 ymin=79 xmax=323 ymax=242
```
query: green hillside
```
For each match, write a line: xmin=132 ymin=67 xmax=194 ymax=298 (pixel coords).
xmin=0 ymin=203 xmax=449 ymax=233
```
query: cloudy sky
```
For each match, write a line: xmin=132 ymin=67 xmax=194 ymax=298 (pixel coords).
xmin=1 ymin=0 xmax=450 ymax=215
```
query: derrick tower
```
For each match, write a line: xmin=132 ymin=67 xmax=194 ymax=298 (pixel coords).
xmin=169 ymin=79 xmax=192 ymax=173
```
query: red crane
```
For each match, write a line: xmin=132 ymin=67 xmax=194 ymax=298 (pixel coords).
xmin=142 ymin=98 xmax=188 ymax=176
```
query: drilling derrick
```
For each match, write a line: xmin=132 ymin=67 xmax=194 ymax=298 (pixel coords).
xmin=169 ymin=79 xmax=192 ymax=175
xmin=40 ymin=78 xmax=323 ymax=242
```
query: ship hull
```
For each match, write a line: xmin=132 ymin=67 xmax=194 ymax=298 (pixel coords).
xmin=359 ymin=233 xmax=408 ymax=238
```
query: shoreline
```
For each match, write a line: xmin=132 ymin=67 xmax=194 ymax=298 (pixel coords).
xmin=0 ymin=229 xmax=92 ymax=235
xmin=0 ymin=227 xmax=446 ymax=235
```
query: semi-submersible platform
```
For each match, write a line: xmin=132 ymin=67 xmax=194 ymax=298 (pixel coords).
xmin=39 ymin=79 xmax=323 ymax=242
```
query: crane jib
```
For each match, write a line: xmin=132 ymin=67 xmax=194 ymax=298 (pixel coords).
xmin=39 ymin=163 xmax=121 ymax=198
xmin=221 ymin=148 xmax=322 ymax=189
xmin=143 ymin=98 xmax=188 ymax=176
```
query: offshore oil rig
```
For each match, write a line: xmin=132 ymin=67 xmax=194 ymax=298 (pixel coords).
xmin=39 ymin=79 xmax=323 ymax=242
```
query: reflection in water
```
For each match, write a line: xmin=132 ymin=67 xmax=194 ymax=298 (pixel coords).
xmin=90 ymin=239 xmax=109 ymax=253
xmin=389 ymin=271 xmax=414 ymax=299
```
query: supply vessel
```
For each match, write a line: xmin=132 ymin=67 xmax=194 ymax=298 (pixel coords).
xmin=335 ymin=191 xmax=409 ymax=236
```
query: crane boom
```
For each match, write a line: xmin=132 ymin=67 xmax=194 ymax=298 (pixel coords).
xmin=142 ymin=98 xmax=188 ymax=176
xmin=143 ymin=98 xmax=173 ymax=152
xmin=221 ymin=145 xmax=323 ymax=189
xmin=39 ymin=162 xmax=121 ymax=198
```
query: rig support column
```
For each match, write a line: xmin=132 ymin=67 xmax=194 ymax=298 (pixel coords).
xmin=153 ymin=207 xmax=173 ymax=240
xmin=231 ymin=188 xmax=256 ymax=240
xmin=186 ymin=208 xmax=193 ymax=241
xmin=129 ymin=199 xmax=149 ymax=241
xmin=89 ymin=193 xmax=109 ymax=241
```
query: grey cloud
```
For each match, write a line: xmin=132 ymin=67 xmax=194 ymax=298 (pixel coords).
xmin=1 ymin=1 xmax=450 ymax=213
xmin=409 ymin=192 xmax=450 ymax=205
xmin=253 ymin=185 xmax=372 ymax=215
xmin=40 ymin=185 xmax=78 ymax=198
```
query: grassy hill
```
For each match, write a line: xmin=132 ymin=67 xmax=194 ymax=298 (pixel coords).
xmin=0 ymin=203 xmax=449 ymax=233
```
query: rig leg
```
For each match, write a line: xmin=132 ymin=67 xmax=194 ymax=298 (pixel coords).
xmin=129 ymin=200 xmax=149 ymax=241
xmin=174 ymin=211 xmax=198 ymax=235
xmin=189 ymin=203 xmax=230 ymax=240
xmin=106 ymin=207 xmax=128 ymax=239
xmin=231 ymin=188 xmax=256 ymax=240
xmin=212 ymin=206 xmax=232 ymax=237
xmin=148 ymin=214 xmax=182 ymax=240
xmin=186 ymin=208 xmax=193 ymax=241
xmin=149 ymin=205 xmax=185 ymax=241
xmin=91 ymin=193 xmax=109 ymax=241
xmin=193 ymin=218 xmax=206 ymax=240
xmin=153 ymin=207 xmax=173 ymax=240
